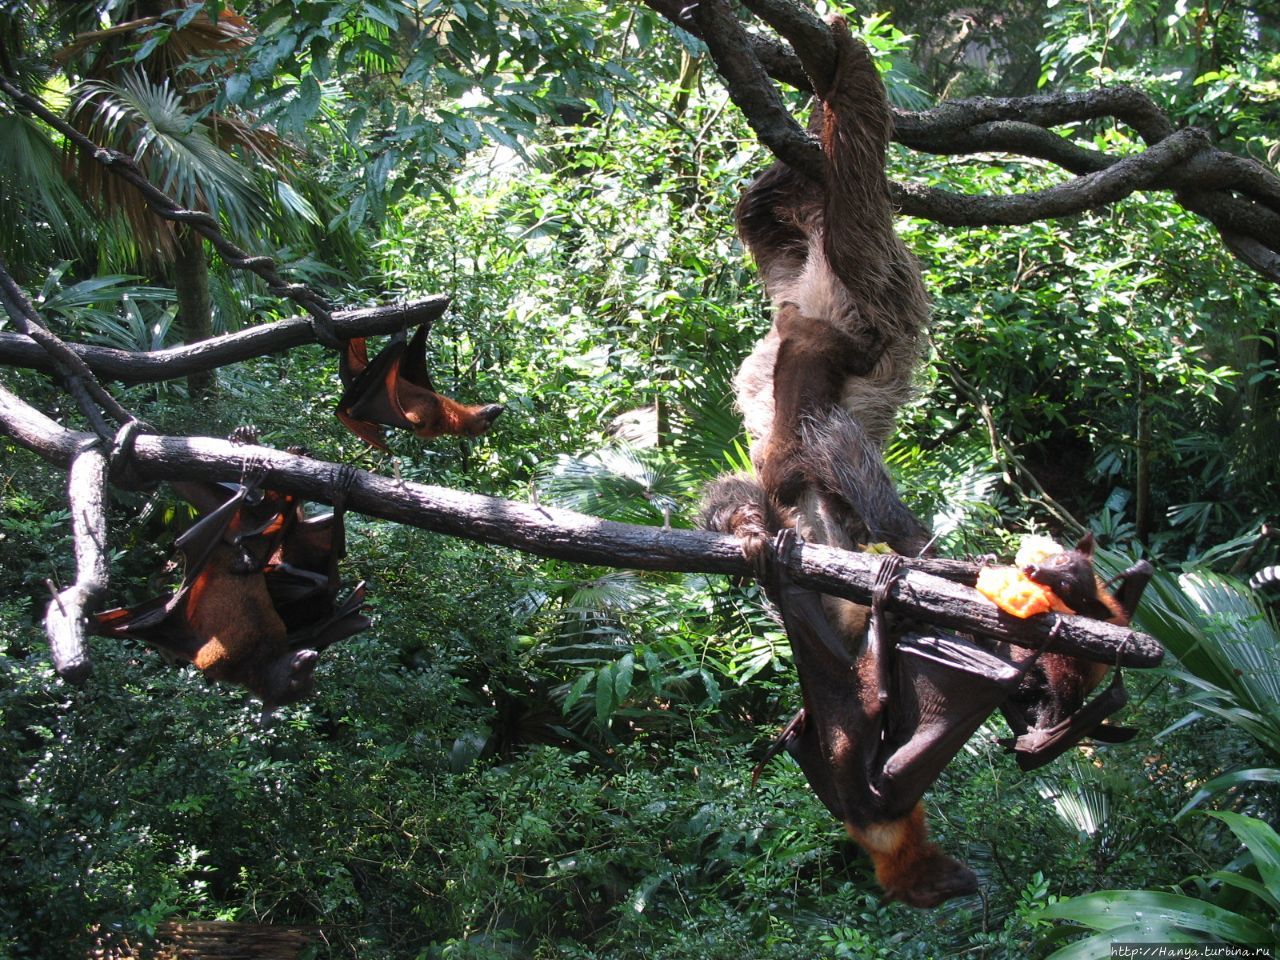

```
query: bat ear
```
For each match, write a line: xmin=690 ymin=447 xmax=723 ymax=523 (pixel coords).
xmin=1075 ymin=532 xmax=1096 ymax=557
xmin=261 ymin=649 xmax=319 ymax=708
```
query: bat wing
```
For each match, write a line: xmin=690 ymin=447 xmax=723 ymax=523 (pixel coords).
xmin=1006 ymin=671 xmax=1131 ymax=771
xmin=91 ymin=590 xmax=203 ymax=663
xmin=289 ymin=581 xmax=371 ymax=653
xmin=399 ymin=322 xmax=436 ymax=392
xmin=339 ymin=336 xmax=371 ymax=388
xmin=336 ymin=331 xmax=416 ymax=435
xmin=768 ymin=538 xmax=1023 ymax=824
xmin=169 ymin=479 xmax=244 ymax=517
xmin=172 ymin=478 xmax=294 ymax=577
xmin=767 ymin=574 xmax=879 ymax=825
xmin=266 ymin=499 xmax=366 ymax=646
xmin=874 ymin=632 xmax=1023 ymax=813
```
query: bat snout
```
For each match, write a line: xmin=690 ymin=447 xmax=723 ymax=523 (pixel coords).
xmin=468 ymin=403 xmax=505 ymax=435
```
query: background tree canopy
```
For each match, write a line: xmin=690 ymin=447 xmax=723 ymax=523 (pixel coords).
xmin=0 ymin=1 xmax=1278 ymax=957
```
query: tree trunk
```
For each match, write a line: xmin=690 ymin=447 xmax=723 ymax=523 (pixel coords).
xmin=173 ymin=226 xmax=215 ymax=398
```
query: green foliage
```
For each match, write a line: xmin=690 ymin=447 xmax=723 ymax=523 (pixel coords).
xmin=2 ymin=1 xmax=1280 ymax=958
xmin=904 ymin=149 xmax=1280 ymax=554
xmin=1152 ymin=571 xmax=1280 ymax=762
xmin=1034 ymin=550 xmax=1280 ymax=955
xmin=1035 ymin=812 xmax=1280 ymax=957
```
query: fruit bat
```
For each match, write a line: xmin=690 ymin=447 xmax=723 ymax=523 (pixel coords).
xmin=996 ymin=533 xmax=1154 ymax=771
xmin=756 ymin=535 xmax=1029 ymax=906
xmin=336 ymin=322 xmax=504 ymax=450
xmin=92 ymin=468 xmax=370 ymax=710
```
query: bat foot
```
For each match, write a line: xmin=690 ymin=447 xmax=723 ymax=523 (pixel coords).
xmin=331 ymin=463 xmax=360 ymax=504
xmin=751 ymin=708 xmax=807 ymax=787
xmin=872 ymin=553 xmax=904 ymax=606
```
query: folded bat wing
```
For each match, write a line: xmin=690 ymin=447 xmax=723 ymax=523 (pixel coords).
xmin=337 ymin=330 xmax=418 ymax=448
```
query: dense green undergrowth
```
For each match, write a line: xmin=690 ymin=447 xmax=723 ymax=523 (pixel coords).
xmin=3 ymin=0 xmax=1280 ymax=957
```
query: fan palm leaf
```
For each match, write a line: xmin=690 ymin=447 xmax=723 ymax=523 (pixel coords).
xmin=534 ymin=445 xmax=692 ymax=528
xmin=1138 ymin=570 xmax=1280 ymax=761
xmin=0 ymin=109 xmax=94 ymax=273
xmin=67 ymin=72 xmax=269 ymax=259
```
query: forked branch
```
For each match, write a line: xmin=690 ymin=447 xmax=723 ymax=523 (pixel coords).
xmin=638 ymin=0 xmax=1280 ymax=281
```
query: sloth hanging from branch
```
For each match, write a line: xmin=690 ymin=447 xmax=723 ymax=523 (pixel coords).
xmin=702 ymin=14 xmax=1155 ymax=907
xmin=702 ymin=13 xmax=972 ymax=907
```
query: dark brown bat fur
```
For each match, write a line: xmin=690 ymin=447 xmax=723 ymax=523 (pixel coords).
xmin=185 ymin=542 xmax=319 ymax=706
xmin=1015 ymin=533 xmax=1149 ymax=733
xmin=93 ymin=473 xmax=369 ymax=711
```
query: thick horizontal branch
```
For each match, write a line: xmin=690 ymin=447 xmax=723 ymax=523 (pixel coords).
xmin=0 ymin=384 xmax=1163 ymax=669
xmin=896 ymin=87 xmax=1177 ymax=148
xmin=0 ymin=297 xmax=448 ymax=383
xmin=892 ymin=127 xmax=1210 ymax=226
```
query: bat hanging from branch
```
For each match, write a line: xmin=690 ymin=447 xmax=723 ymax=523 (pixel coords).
xmin=336 ymin=322 xmax=504 ymax=450
xmin=91 ymin=462 xmax=370 ymax=711
xmin=977 ymin=533 xmax=1155 ymax=771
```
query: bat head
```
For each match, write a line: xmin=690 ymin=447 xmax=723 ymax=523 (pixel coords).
xmin=462 ymin=403 xmax=505 ymax=436
xmin=1022 ymin=533 xmax=1099 ymax=615
xmin=256 ymin=648 xmax=320 ymax=709
xmin=403 ymin=391 xmax=504 ymax=440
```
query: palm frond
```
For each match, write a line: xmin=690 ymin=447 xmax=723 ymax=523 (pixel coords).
xmin=36 ymin=269 xmax=175 ymax=350
xmin=669 ymin=348 xmax=750 ymax=477
xmin=0 ymin=111 xmax=94 ymax=268
xmin=1135 ymin=565 xmax=1280 ymax=759
xmin=1037 ymin=760 xmax=1113 ymax=838
xmin=67 ymin=73 xmax=271 ymax=257
xmin=534 ymin=446 xmax=692 ymax=527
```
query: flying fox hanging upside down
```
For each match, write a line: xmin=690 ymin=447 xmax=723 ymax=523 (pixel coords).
xmin=92 ymin=464 xmax=370 ymax=711
xmin=706 ymin=481 xmax=1014 ymax=907
xmin=980 ymin=533 xmax=1154 ymax=771
xmin=336 ymin=321 xmax=504 ymax=449
xmin=707 ymin=488 xmax=1157 ymax=907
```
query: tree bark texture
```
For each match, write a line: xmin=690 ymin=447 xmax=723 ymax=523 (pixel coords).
xmin=0 ymin=383 xmax=1163 ymax=670
xmin=44 ymin=444 xmax=110 ymax=682
xmin=174 ymin=227 xmax=215 ymax=398
xmin=0 ymin=297 xmax=450 ymax=383
xmin=636 ymin=0 xmax=1280 ymax=282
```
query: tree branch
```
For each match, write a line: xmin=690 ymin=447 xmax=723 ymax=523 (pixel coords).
xmin=892 ymin=127 xmax=1211 ymax=226
xmin=0 ymin=297 xmax=449 ymax=383
xmin=44 ymin=442 xmax=110 ymax=682
xmin=0 ymin=382 xmax=1163 ymax=671
xmin=642 ymin=0 xmax=824 ymax=181
xmin=0 ymin=258 xmax=133 ymax=437
xmin=0 ymin=74 xmax=345 ymax=347
xmin=636 ymin=0 xmax=1280 ymax=282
